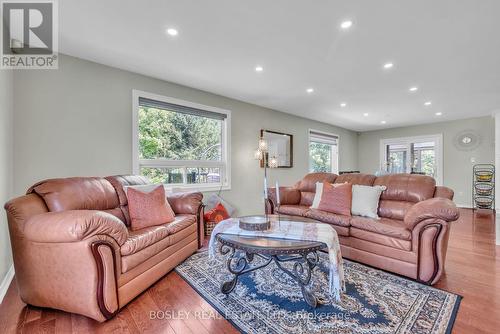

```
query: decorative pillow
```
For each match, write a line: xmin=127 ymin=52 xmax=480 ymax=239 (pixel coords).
xmin=123 ymin=183 xmax=172 ymax=197
xmin=351 ymin=185 xmax=387 ymax=219
xmin=127 ymin=185 xmax=175 ymax=231
xmin=204 ymin=202 xmax=230 ymax=223
xmin=311 ymin=182 xmax=347 ymax=209
xmin=317 ymin=182 xmax=353 ymax=216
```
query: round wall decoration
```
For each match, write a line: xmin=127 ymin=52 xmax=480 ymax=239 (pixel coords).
xmin=453 ymin=129 xmax=481 ymax=151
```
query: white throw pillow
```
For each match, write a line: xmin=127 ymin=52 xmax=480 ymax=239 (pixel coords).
xmin=351 ymin=185 xmax=387 ymax=218
xmin=310 ymin=182 xmax=324 ymax=209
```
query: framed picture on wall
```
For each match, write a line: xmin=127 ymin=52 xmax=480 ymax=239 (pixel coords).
xmin=260 ymin=129 xmax=293 ymax=168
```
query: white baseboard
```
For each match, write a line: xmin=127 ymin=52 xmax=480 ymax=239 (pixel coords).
xmin=0 ymin=265 xmax=14 ymax=304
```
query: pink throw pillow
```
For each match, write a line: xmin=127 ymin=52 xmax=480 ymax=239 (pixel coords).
xmin=317 ymin=182 xmax=352 ymax=216
xmin=127 ymin=185 xmax=175 ymax=230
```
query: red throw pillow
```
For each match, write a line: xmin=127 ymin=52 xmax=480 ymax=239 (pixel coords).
xmin=317 ymin=182 xmax=352 ymax=216
xmin=127 ymin=185 xmax=175 ymax=231
xmin=204 ymin=202 xmax=230 ymax=223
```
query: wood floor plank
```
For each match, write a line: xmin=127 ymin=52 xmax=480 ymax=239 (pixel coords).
xmin=0 ymin=208 xmax=498 ymax=333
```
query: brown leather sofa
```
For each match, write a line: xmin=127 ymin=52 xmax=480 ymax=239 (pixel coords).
xmin=265 ymin=173 xmax=460 ymax=285
xmin=3 ymin=175 xmax=204 ymax=322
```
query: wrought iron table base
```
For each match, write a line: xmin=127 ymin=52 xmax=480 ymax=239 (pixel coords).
xmin=219 ymin=243 xmax=320 ymax=308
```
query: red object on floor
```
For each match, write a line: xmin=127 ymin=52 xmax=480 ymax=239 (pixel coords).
xmin=204 ymin=202 xmax=230 ymax=223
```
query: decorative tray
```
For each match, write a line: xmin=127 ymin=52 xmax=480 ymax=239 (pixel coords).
xmin=239 ymin=216 xmax=271 ymax=231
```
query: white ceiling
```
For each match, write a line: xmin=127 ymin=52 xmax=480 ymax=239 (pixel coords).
xmin=59 ymin=0 xmax=500 ymax=131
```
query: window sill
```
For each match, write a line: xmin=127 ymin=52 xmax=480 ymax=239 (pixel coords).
xmin=166 ymin=184 xmax=231 ymax=193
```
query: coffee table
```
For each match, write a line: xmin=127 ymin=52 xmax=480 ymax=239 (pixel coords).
xmin=216 ymin=216 xmax=327 ymax=307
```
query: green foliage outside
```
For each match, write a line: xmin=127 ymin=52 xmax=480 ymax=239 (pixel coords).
xmin=389 ymin=151 xmax=406 ymax=173
xmin=388 ymin=148 xmax=435 ymax=177
xmin=417 ymin=149 xmax=435 ymax=177
xmin=138 ymin=107 xmax=222 ymax=183
xmin=309 ymin=142 xmax=332 ymax=172
xmin=139 ymin=107 xmax=221 ymax=160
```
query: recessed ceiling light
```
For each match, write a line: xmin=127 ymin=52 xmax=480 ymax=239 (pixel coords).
xmin=255 ymin=66 xmax=263 ymax=72
xmin=424 ymin=101 xmax=432 ymax=106
xmin=381 ymin=120 xmax=387 ymax=124
xmin=363 ymin=113 xmax=369 ymax=117
xmin=383 ymin=62 xmax=394 ymax=69
xmin=306 ymin=88 xmax=314 ymax=94
xmin=435 ymin=112 xmax=442 ymax=116
xmin=340 ymin=20 xmax=353 ymax=29
xmin=409 ymin=86 xmax=418 ymax=92
xmin=340 ymin=102 xmax=347 ymax=107
xmin=166 ymin=28 xmax=178 ymax=36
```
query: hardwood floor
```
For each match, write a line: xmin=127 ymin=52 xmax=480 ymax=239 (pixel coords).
xmin=0 ymin=208 xmax=498 ymax=333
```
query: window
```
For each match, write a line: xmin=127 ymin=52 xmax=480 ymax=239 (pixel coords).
xmin=308 ymin=130 xmax=339 ymax=173
xmin=133 ymin=90 xmax=231 ymax=191
xmin=380 ymin=134 xmax=442 ymax=185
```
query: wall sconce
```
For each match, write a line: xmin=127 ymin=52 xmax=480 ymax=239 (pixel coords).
xmin=258 ymin=137 xmax=268 ymax=152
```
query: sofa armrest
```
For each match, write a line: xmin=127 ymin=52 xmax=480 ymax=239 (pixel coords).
xmin=404 ymin=198 xmax=459 ymax=230
xmin=267 ymin=187 xmax=301 ymax=206
xmin=167 ymin=191 xmax=203 ymax=215
xmin=24 ymin=210 xmax=129 ymax=246
xmin=434 ymin=186 xmax=454 ymax=200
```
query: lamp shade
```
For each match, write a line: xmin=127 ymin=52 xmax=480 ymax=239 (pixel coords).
xmin=254 ymin=149 xmax=262 ymax=160
xmin=258 ymin=138 xmax=268 ymax=152
xmin=269 ymin=156 xmax=278 ymax=168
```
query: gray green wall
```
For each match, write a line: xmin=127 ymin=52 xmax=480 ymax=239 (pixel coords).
xmin=0 ymin=69 xmax=14 ymax=295
xmin=357 ymin=116 xmax=495 ymax=206
xmin=13 ymin=54 xmax=358 ymax=215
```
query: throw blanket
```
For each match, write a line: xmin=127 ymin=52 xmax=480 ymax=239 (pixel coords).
xmin=208 ymin=217 xmax=345 ymax=301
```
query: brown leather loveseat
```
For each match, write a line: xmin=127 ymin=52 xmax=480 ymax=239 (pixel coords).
xmin=265 ymin=173 xmax=460 ymax=285
xmin=4 ymin=175 xmax=204 ymax=322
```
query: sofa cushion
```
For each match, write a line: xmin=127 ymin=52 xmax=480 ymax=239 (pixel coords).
xmin=166 ymin=214 xmax=197 ymax=234
xmin=299 ymin=192 xmax=315 ymax=206
xmin=27 ymin=177 xmax=119 ymax=212
xmin=350 ymin=217 xmax=411 ymax=240
xmin=121 ymin=214 xmax=196 ymax=256
xmin=350 ymin=228 xmax=412 ymax=251
xmin=105 ymin=175 xmax=151 ymax=226
xmin=107 ymin=175 xmax=152 ymax=206
xmin=304 ymin=209 xmax=351 ymax=227
xmin=121 ymin=225 xmax=170 ymax=256
xmin=331 ymin=225 xmax=350 ymax=237
xmin=276 ymin=205 xmax=310 ymax=216
xmin=335 ymin=173 xmax=376 ymax=186
xmin=120 ymin=220 xmax=197 ymax=273
xmin=373 ymin=174 xmax=436 ymax=220
xmin=377 ymin=200 xmax=414 ymax=220
xmin=295 ymin=172 xmax=337 ymax=192
xmin=375 ymin=174 xmax=436 ymax=203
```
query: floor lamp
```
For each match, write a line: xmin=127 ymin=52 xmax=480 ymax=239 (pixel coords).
xmin=254 ymin=137 xmax=278 ymax=220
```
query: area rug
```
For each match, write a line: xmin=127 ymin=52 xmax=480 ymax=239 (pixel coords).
xmin=175 ymin=251 xmax=461 ymax=334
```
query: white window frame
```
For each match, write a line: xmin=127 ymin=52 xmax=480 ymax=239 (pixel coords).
xmin=379 ymin=134 xmax=443 ymax=185
xmin=132 ymin=90 xmax=231 ymax=192
xmin=308 ymin=129 xmax=340 ymax=174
